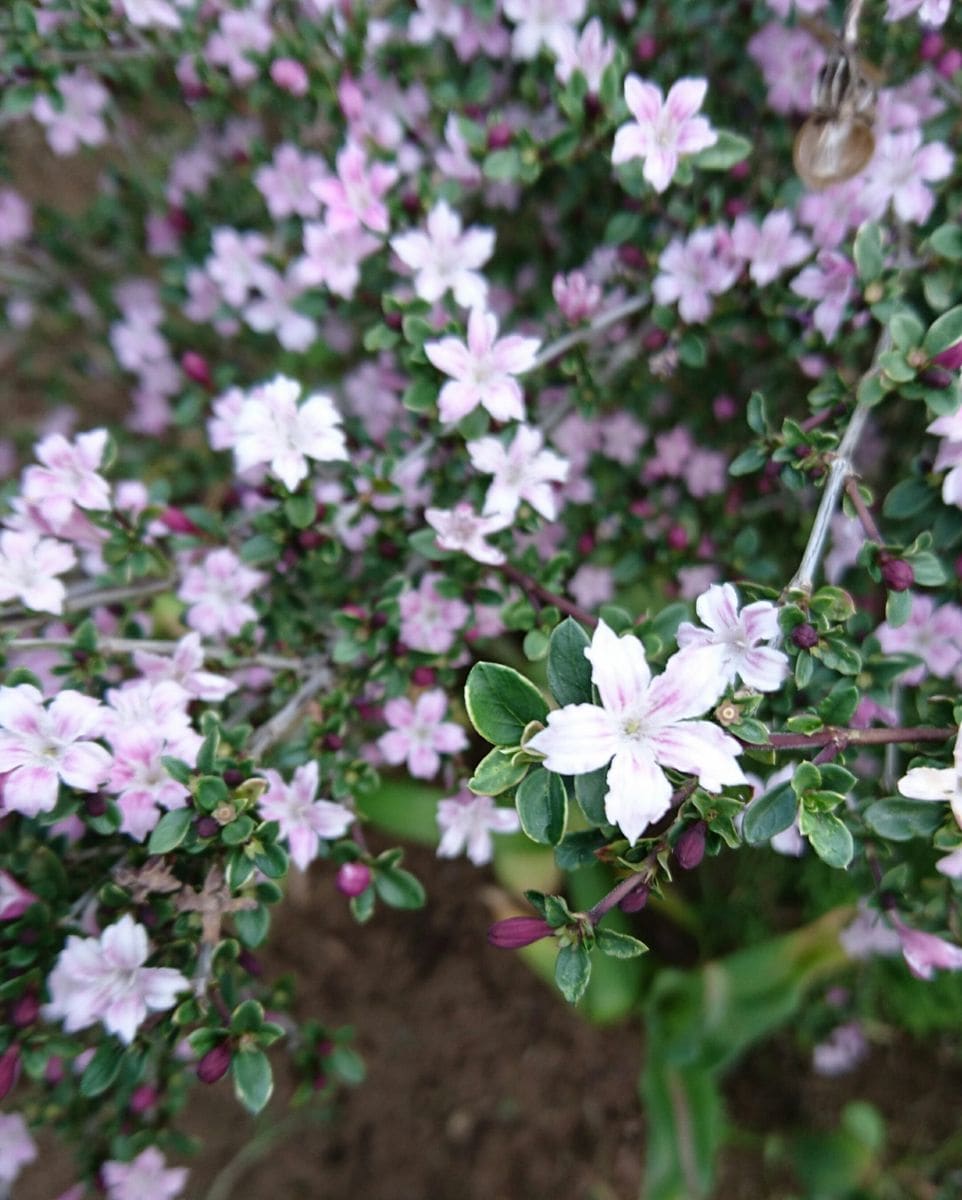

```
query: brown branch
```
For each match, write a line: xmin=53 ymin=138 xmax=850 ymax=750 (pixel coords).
xmin=844 ymin=476 xmax=883 ymax=544
xmin=496 ymin=562 xmax=598 ymax=628
xmin=748 ymin=725 xmax=953 ymax=752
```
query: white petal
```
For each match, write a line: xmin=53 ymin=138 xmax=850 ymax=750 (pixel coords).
xmin=586 ymin=620 xmax=651 ymax=716
xmin=650 ymin=720 xmax=745 ymax=790
xmin=897 ymin=766 xmax=954 ymax=802
xmin=604 ymin=748 xmax=672 ymax=845
xmin=525 ymin=704 xmax=618 ymax=775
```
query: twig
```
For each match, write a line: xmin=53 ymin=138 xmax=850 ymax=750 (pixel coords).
xmin=203 ymin=1106 xmax=332 ymax=1200
xmin=496 ymin=562 xmax=598 ymax=628
xmin=843 ymin=0 xmax=867 ymax=45
xmin=248 ymin=664 xmax=333 ymax=758
xmin=0 ymin=576 xmax=175 ymax=627
xmin=525 ymin=292 xmax=650 ymax=376
xmin=2 ymin=636 xmax=302 ymax=673
xmin=843 ymin=476 xmax=883 ymax=544
xmin=750 ymin=724 xmax=953 ymax=752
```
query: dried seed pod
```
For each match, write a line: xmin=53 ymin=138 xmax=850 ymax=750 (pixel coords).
xmin=794 ymin=46 xmax=877 ymax=190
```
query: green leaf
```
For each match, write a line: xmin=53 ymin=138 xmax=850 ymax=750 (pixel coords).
xmin=905 ymin=550 xmax=948 ymax=586
xmin=924 ymin=305 xmax=962 ymax=356
xmin=929 ymin=223 xmax=962 ymax=261
xmin=728 ymin=444 xmax=768 ymax=476
xmin=816 ymin=636 xmax=861 ymax=676
xmin=328 ymin=1044 xmax=366 ymax=1085
xmin=234 ymin=904 xmax=270 ymax=948
xmin=547 ymin=617 xmax=592 ymax=706
xmin=464 ymin=662 xmax=549 ymax=745
xmin=885 ymin=588 xmax=912 ymax=628
xmin=222 ymin=815 xmax=256 ymax=846
xmin=374 ymin=864 xmax=426 ymax=909
xmin=253 ymin=843 xmax=289 ymax=878
xmin=864 ymin=798 xmax=944 ymax=841
xmin=596 ymin=928 xmax=648 ymax=958
xmin=746 ymin=391 xmax=769 ymax=435
xmin=889 ymin=310 xmax=925 ymax=352
xmin=231 ymin=999 xmax=265 ymax=1034
xmin=799 ymin=809 xmax=854 ymax=869
xmin=792 ymin=762 xmax=822 ymax=796
xmin=515 ymin=767 xmax=568 ymax=846
xmin=853 ymin=222 xmax=884 ymax=283
xmin=468 ymin=747 xmax=529 ymax=796
xmin=402 ymin=377 xmax=437 ymax=414
xmin=555 ymin=941 xmax=592 ymax=1004
xmin=742 ymin=783 xmax=796 ymax=846
xmin=794 ymin=651 xmax=815 ymax=689
xmin=232 ymin=1049 xmax=273 ymax=1114
xmin=283 ymin=493 xmax=316 ymax=529
xmin=80 ymin=1040 xmax=125 ymax=1098
xmin=575 ymin=767 xmax=608 ymax=825
xmin=161 ymin=756 xmax=193 ymax=786
xmin=817 ymin=684 xmax=859 ymax=726
xmin=883 ymin=479 xmax=934 ymax=520
xmin=147 ymin=808 xmax=193 ymax=855
xmin=819 ymin=765 xmax=856 ymax=794
xmin=692 ymin=129 xmax=752 ymax=170
xmin=482 ymin=147 xmax=522 ymax=181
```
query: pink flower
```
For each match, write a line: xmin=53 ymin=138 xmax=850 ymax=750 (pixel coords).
xmin=0 ymin=685 xmax=111 ymax=817
xmin=119 ymin=0 xmax=187 ymax=29
xmin=436 ymin=787 xmax=520 ymax=865
xmin=552 ymin=17 xmax=616 ymax=94
xmin=798 ymin=180 xmax=869 ymax=249
xmin=503 ymin=0 xmax=586 ymax=60
xmin=790 ymin=251 xmax=856 ymax=344
xmin=32 ymin=70 xmax=109 ymax=156
xmin=205 ymin=8 xmax=273 ymax=85
xmin=133 ymin=633 xmax=237 ymax=702
xmin=106 ymin=730 xmax=196 ymax=842
xmin=876 ymin=594 xmax=962 ymax=685
xmin=891 ymin=915 xmax=962 ymax=979
xmin=0 ymin=189 xmax=31 ymax=247
xmin=552 ymin=271 xmax=602 ymax=322
xmin=270 ymin=58 xmax=310 ymax=96
xmin=206 ymin=228 xmax=272 ymax=308
xmin=178 ymin=548 xmax=266 ymax=638
xmin=103 ymin=1147 xmax=188 ymax=1200
xmin=0 ymin=529 xmax=76 ymax=614
xmin=425 ymin=503 xmax=512 ymax=565
xmin=886 ymin=0 xmax=950 ymax=25
xmin=101 ymin=679 xmax=195 ymax=747
xmin=378 ymin=689 xmax=468 ymax=779
xmin=259 ymin=762 xmax=353 ymax=870
xmin=0 ymin=870 xmax=38 ymax=921
xmin=526 ymin=620 xmax=743 ymax=844
xmin=676 ymin=583 xmax=789 ymax=692
xmin=254 ymin=144 xmax=326 ymax=220
xmin=612 ymin=76 xmax=717 ymax=193
xmin=426 ymin=308 xmax=540 ymax=425
xmin=0 ymin=1112 xmax=36 ymax=1187
xmin=44 ymin=914 xmax=188 ymax=1044
xmin=747 ymin=23 xmax=825 ymax=115
xmin=295 ymin=220 xmax=380 ymax=299
xmin=862 ymin=129 xmax=953 ymax=225
xmin=812 ymin=1022 xmax=868 ymax=1076
xmin=488 ymin=915 xmax=554 ymax=948
xmin=22 ymin=428 xmax=111 ymax=531
xmin=731 ymin=211 xmax=812 ymax=286
xmin=653 ymin=226 xmax=740 ymax=323
xmin=243 ymin=268 xmax=318 ymax=353
xmin=399 ymin=572 xmax=471 ymax=655
xmin=468 ymin=425 xmax=569 ymax=519
xmin=314 ymin=142 xmax=398 ymax=235
xmin=232 ymin=374 xmax=347 ymax=490
xmin=391 ymin=200 xmax=495 ymax=308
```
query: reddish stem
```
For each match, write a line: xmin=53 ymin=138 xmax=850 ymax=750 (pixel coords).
xmin=844 ymin=476 xmax=883 ymax=544
xmin=751 ymin=725 xmax=953 ymax=751
xmin=497 ymin=562 xmax=598 ymax=628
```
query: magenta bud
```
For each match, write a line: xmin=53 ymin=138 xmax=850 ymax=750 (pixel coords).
xmin=84 ymin=793 xmax=108 ymax=818
xmin=411 ymin=666 xmax=435 ymax=687
xmin=791 ymin=622 xmax=819 ymax=650
xmin=921 ymin=32 xmax=944 ymax=60
xmin=45 ymin=1056 xmax=64 ymax=1085
xmin=618 ymin=883 xmax=650 ymax=913
xmin=181 ymin=351 xmax=213 ymax=388
xmin=223 ymin=768 xmax=244 ymax=786
xmin=130 ymin=1084 xmax=158 ymax=1113
xmin=298 ymin=530 xmax=323 ymax=550
xmin=881 ymin=557 xmax=914 ymax=592
xmin=11 ymin=991 xmax=39 ymax=1028
xmin=635 ymin=32 xmax=657 ymax=60
xmin=336 ymin=862 xmax=372 ymax=897
xmin=577 ymin=532 xmax=595 ymax=555
xmin=159 ymin=506 xmax=201 ymax=536
xmin=197 ymin=1042 xmax=232 ymax=1085
xmin=270 ymin=57 xmax=309 ymax=96
xmin=0 ymin=1045 xmax=21 ymax=1101
xmin=939 ymin=48 xmax=962 ymax=78
xmin=195 ymin=816 xmax=219 ymax=839
xmin=934 ymin=341 xmax=962 ymax=371
xmin=675 ymin=821 xmax=707 ymax=870
xmin=313 ymin=1072 xmax=329 ymax=1091
xmin=618 ymin=244 xmax=646 ymax=271
xmin=487 ymin=122 xmax=512 ymax=150
xmin=323 ymin=733 xmax=344 ymax=751
xmin=643 ymin=329 xmax=667 ymax=352
xmin=487 ymin=916 xmax=554 ymax=949
xmin=666 ymin=524 xmax=688 ymax=551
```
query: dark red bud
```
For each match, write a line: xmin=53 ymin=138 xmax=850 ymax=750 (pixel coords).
xmin=881 ymin=557 xmax=914 ymax=592
xmin=792 ymin=623 xmax=819 ymax=650
xmin=643 ymin=329 xmax=667 ymax=352
xmin=181 ymin=351 xmax=213 ymax=388
xmin=323 ymin=733 xmax=344 ymax=751
xmin=159 ymin=507 xmax=202 ymax=536
xmin=313 ymin=1072 xmax=329 ymax=1091
xmin=921 ymin=366 xmax=954 ymax=390
xmin=238 ymin=950 xmax=263 ymax=976
xmin=298 ymin=530 xmax=324 ymax=550
xmin=166 ymin=206 xmax=192 ymax=234
xmin=130 ymin=1084 xmax=158 ymax=1113
xmin=197 ymin=1042 xmax=232 ymax=1085
xmin=487 ymin=916 xmax=554 ymax=949
xmin=195 ymin=816 xmax=219 ymax=838
xmin=618 ymin=883 xmax=650 ymax=913
xmin=411 ymin=666 xmax=435 ymax=687
xmin=11 ymin=991 xmax=39 ymax=1028
xmin=487 ymin=122 xmax=512 ymax=150
xmin=45 ymin=1056 xmax=64 ymax=1085
xmin=675 ymin=821 xmax=707 ymax=870
xmin=0 ymin=1045 xmax=21 ymax=1101
xmin=666 ymin=525 xmax=688 ymax=551
xmin=921 ymin=32 xmax=944 ymax=60
xmin=934 ymin=342 xmax=962 ymax=371
xmin=635 ymin=33 xmax=657 ymax=60
xmin=385 ymin=310 xmax=403 ymax=330
xmin=618 ymin=245 xmax=646 ymax=271
xmin=577 ymin=533 xmax=595 ymax=555
xmin=336 ymin=862 xmax=372 ymax=897
xmin=223 ymin=769 xmax=244 ymax=786
xmin=85 ymin=793 xmax=108 ymax=818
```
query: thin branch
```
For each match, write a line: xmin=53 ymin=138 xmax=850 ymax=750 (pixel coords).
xmin=248 ymin=664 xmax=333 ymax=758
xmin=496 ymin=562 xmax=598 ymax=628
xmin=843 ymin=0 xmax=867 ymax=44
xmin=751 ymin=724 xmax=953 ymax=752
xmin=2 ymin=636 xmax=302 ymax=673
xmin=526 ymin=292 xmax=650 ymax=376
xmin=844 ymin=476 xmax=883 ymax=544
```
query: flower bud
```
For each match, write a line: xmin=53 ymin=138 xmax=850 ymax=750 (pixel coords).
xmin=239 ymin=950 xmax=263 ymax=976
xmin=487 ymin=916 xmax=553 ymax=949
xmin=411 ymin=666 xmax=435 ymax=687
xmin=791 ymin=622 xmax=819 ymax=650
xmin=10 ymin=991 xmax=39 ymax=1028
xmin=130 ymin=1084 xmax=158 ymax=1114
xmin=666 ymin=524 xmax=688 ymax=551
xmin=336 ymin=862 xmax=372 ymax=897
xmin=487 ymin=122 xmax=512 ymax=150
xmin=921 ymin=32 xmax=944 ymax=60
xmin=181 ymin=351 xmax=213 ymax=389
xmin=939 ymin=48 xmax=962 ymax=78
xmin=675 ymin=821 xmax=707 ymax=870
xmin=159 ymin=506 xmax=202 ymax=536
xmin=195 ymin=816 xmax=219 ymax=839
xmin=0 ymin=1045 xmax=21 ymax=1101
xmin=934 ymin=341 xmax=962 ymax=371
xmin=84 ymin=793 xmax=108 ymax=818
xmin=880 ymin=557 xmax=914 ymax=592
xmin=619 ymin=883 xmax=650 ymax=913
xmin=270 ymin=57 xmax=309 ymax=96
xmin=635 ymin=32 xmax=657 ymax=60
xmin=197 ymin=1042 xmax=232 ymax=1085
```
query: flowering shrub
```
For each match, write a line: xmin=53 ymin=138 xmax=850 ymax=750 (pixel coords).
xmin=1 ymin=0 xmax=962 ymax=1195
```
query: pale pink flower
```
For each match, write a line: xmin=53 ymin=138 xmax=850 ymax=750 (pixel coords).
xmin=207 ymin=386 xmax=250 ymax=453
xmin=32 ymin=70 xmax=109 ymax=155
xmin=767 ymin=0 xmax=829 ymax=13
xmin=839 ymin=902 xmax=902 ymax=959
xmin=133 ymin=633 xmax=237 ymax=702
xmin=259 ymin=762 xmax=353 ymax=870
xmin=295 ymin=220 xmax=380 ymax=299
xmin=119 ymin=0 xmax=188 ymax=29
xmin=244 ymin=268 xmax=318 ymax=352
xmin=812 ymin=1022 xmax=868 ymax=1076
xmin=270 ymin=57 xmax=310 ymax=96
xmin=425 ymin=503 xmax=511 ymax=565
xmin=21 ymin=429 xmax=111 ymax=531
xmin=101 ymin=679 xmax=195 ymax=747
xmin=0 ymin=189 xmax=32 ymax=247
xmin=0 ymin=685 xmax=110 ymax=817
xmin=897 ymin=727 xmax=962 ymax=873
xmin=653 ymin=227 xmax=740 ymax=323
xmin=862 ymin=129 xmax=953 ymax=225
xmin=612 ymin=76 xmax=717 ymax=193
xmin=676 ymin=583 xmax=789 ymax=692
xmin=0 ymin=529 xmax=76 ymax=614
xmin=106 ymin=730 xmax=198 ymax=842
xmin=45 ymin=914 xmax=188 ymax=1044
xmin=876 ymin=594 xmax=962 ymax=685
xmin=886 ymin=0 xmax=950 ymax=25
xmin=892 ymin=915 xmax=962 ymax=979
xmin=552 ymin=17 xmax=616 ymax=94
xmin=232 ymin=374 xmax=347 ymax=490
xmin=178 ymin=548 xmax=266 ymax=638
xmin=391 ymin=200 xmax=495 ymax=308
xmin=436 ymin=115 xmax=483 ymax=185
xmin=468 ymin=425 xmax=569 ymax=519
xmin=599 ymin=412 xmax=648 ymax=466
xmin=526 ymin=620 xmax=743 ymax=844
xmin=798 ymin=181 xmax=870 ymax=249
xmin=0 ymin=870 xmax=38 ymax=920
xmin=0 ymin=1113 xmax=37 ymax=1187
xmin=103 ymin=1147 xmax=188 ymax=1200
xmin=437 ymin=787 xmax=520 ymax=865
xmin=205 ymin=8 xmax=273 ymax=84
xmin=409 ymin=0 xmax=465 ymax=43
xmin=254 ymin=144 xmax=326 ymax=220
xmin=399 ymin=572 xmax=471 ymax=655
xmin=747 ymin=23 xmax=826 ymax=115
xmin=378 ymin=689 xmax=468 ymax=779
xmin=552 ymin=271 xmax=602 ymax=322
xmin=682 ymin=447 xmax=728 ymax=498
xmin=568 ymin=563 xmax=614 ymax=610
xmin=503 ymin=0 xmax=586 ymax=60
xmin=825 ymin=513 xmax=864 ymax=583
xmin=731 ymin=211 xmax=812 ymax=286
xmin=314 ymin=142 xmax=398 ymax=235
xmin=425 ymin=307 xmax=540 ymax=424
xmin=206 ymin=228 xmax=272 ymax=307
xmin=790 ymin=250 xmax=856 ymax=343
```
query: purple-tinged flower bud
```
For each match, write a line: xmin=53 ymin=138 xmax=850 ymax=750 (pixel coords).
xmin=713 ymin=394 xmax=738 ymax=421
xmin=223 ymin=768 xmax=245 ymax=787
xmin=197 ymin=1042 xmax=232 ymax=1085
xmin=921 ymin=32 xmax=944 ymax=60
xmin=939 ymin=48 xmax=962 ymax=78
xmin=666 ymin=524 xmax=688 ymax=551
xmin=0 ymin=1045 xmax=21 ymax=1101
xmin=239 ymin=950 xmax=263 ymax=976
xmin=270 ymin=57 xmax=309 ymax=97
xmin=487 ymin=122 xmax=512 ymax=150
xmin=675 ymin=821 xmax=707 ymax=870
xmin=635 ymin=32 xmax=657 ymax=60
xmin=792 ymin=623 xmax=819 ymax=650
xmin=45 ymin=1056 xmax=64 ymax=1085
xmin=618 ymin=883 xmax=650 ymax=913
xmin=298 ymin=530 xmax=324 ymax=550
xmin=130 ymin=1084 xmax=158 ymax=1114
xmin=324 ymin=733 xmax=344 ymax=751
xmin=411 ymin=666 xmax=435 ymax=687
xmin=934 ymin=341 xmax=962 ymax=371
xmin=159 ymin=506 xmax=202 ymax=536
xmin=618 ymin=244 xmax=646 ymax=271
xmin=313 ymin=1072 xmax=329 ymax=1091
xmin=921 ymin=366 xmax=954 ymax=390
xmin=487 ymin=916 xmax=554 ymax=949
xmin=84 ymin=793 xmax=108 ymax=818
xmin=336 ymin=863 xmax=372 ymax=897
xmin=181 ymin=351 xmax=213 ymax=389
xmin=10 ymin=991 xmax=39 ymax=1028
xmin=880 ymin=557 xmax=914 ymax=592
xmin=195 ymin=816 xmax=219 ymax=839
